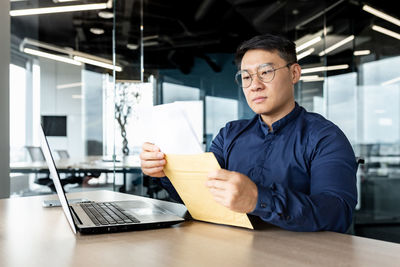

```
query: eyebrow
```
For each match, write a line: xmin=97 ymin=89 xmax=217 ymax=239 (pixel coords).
xmin=241 ymin=62 xmax=275 ymax=71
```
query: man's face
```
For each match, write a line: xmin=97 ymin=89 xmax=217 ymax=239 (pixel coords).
xmin=240 ymin=49 xmax=299 ymax=121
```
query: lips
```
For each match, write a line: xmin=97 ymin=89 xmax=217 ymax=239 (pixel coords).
xmin=252 ymin=96 xmax=267 ymax=103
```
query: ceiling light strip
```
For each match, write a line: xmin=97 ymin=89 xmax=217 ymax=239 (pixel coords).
xmin=300 ymin=75 xmax=320 ymax=80
xmin=382 ymin=76 xmax=400 ymax=86
xmin=354 ymin=50 xmax=371 ymax=56
xmin=10 ymin=3 xmax=107 ymax=16
xmin=23 ymin=48 xmax=82 ymax=66
xmin=57 ymin=82 xmax=83 ymax=89
xmin=296 ymin=37 xmax=321 ymax=52
xmin=303 ymin=77 xmax=325 ymax=82
xmin=372 ymin=25 xmax=400 ymax=40
xmin=363 ymin=5 xmax=400 ymax=27
xmin=319 ymin=35 xmax=354 ymax=56
xmin=302 ymin=64 xmax=349 ymax=74
xmin=300 ymin=75 xmax=325 ymax=82
xmin=73 ymin=56 xmax=122 ymax=72
xmin=297 ymin=48 xmax=315 ymax=60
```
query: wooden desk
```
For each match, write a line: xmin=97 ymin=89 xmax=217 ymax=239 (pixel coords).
xmin=0 ymin=190 xmax=399 ymax=267
xmin=10 ymin=155 xmax=141 ymax=174
xmin=10 ymin=156 xmax=142 ymax=192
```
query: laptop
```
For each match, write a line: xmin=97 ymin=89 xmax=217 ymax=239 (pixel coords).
xmin=39 ymin=125 xmax=185 ymax=234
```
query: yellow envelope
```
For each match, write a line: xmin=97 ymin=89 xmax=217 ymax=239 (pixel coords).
xmin=163 ymin=152 xmax=253 ymax=229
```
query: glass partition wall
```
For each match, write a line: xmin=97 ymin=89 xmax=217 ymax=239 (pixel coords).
xmin=9 ymin=0 xmax=119 ymax=196
xmin=9 ymin=0 xmax=400 ymax=242
xmin=294 ymin=1 xmax=400 ymax=242
xmin=120 ymin=0 xmax=399 ymax=241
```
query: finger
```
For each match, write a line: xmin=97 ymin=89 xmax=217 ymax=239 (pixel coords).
xmin=205 ymin=179 xmax=227 ymax=190
xmin=211 ymin=195 xmax=229 ymax=208
xmin=208 ymin=187 xmax=227 ymax=199
xmin=141 ymin=159 xmax=166 ymax=168
xmin=140 ymin=151 xmax=164 ymax=160
xmin=143 ymin=166 xmax=165 ymax=176
xmin=142 ymin=142 xmax=161 ymax=152
xmin=207 ymin=169 xmax=232 ymax=180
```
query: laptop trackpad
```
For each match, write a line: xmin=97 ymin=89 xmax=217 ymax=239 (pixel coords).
xmin=114 ymin=201 xmax=166 ymax=217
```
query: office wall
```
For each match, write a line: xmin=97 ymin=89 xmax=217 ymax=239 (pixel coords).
xmin=160 ymin=54 xmax=238 ymax=99
xmin=40 ymin=58 xmax=84 ymax=158
xmin=160 ymin=53 xmax=253 ymax=120
xmin=0 ymin=1 xmax=10 ymax=198
xmin=83 ymin=70 xmax=103 ymax=155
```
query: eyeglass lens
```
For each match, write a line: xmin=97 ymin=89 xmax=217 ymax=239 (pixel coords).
xmin=236 ymin=64 xmax=275 ymax=88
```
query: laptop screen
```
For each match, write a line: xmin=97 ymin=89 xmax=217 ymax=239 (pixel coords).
xmin=39 ymin=124 xmax=77 ymax=234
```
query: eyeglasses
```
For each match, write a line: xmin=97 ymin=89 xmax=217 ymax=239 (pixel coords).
xmin=235 ymin=63 xmax=294 ymax=88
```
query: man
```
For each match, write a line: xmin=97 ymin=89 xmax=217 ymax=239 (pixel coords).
xmin=140 ymin=34 xmax=357 ymax=232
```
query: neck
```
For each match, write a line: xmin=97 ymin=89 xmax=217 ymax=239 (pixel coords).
xmin=260 ymin=101 xmax=295 ymax=130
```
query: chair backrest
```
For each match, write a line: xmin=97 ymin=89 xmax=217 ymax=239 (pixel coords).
xmin=86 ymin=140 xmax=103 ymax=156
xmin=56 ymin=150 xmax=70 ymax=159
xmin=356 ymin=157 xmax=365 ymax=166
xmin=26 ymin=146 xmax=45 ymax=162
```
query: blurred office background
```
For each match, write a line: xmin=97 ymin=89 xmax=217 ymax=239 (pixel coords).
xmin=2 ymin=0 xmax=400 ymax=242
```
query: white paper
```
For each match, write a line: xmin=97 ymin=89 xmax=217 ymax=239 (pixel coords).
xmin=137 ymin=102 xmax=204 ymax=154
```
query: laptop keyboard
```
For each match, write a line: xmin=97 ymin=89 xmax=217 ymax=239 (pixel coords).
xmin=81 ymin=202 xmax=140 ymax=226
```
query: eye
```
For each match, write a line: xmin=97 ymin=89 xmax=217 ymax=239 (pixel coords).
xmin=260 ymin=70 xmax=272 ymax=77
xmin=240 ymin=72 xmax=251 ymax=80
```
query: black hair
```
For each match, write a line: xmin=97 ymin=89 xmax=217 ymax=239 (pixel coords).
xmin=234 ymin=34 xmax=297 ymax=68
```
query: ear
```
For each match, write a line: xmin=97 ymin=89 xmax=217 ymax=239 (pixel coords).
xmin=290 ymin=63 xmax=301 ymax=84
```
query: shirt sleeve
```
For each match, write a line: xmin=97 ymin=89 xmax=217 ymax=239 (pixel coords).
xmin=249 ymin=125 xmax=358 ymax=233
xmin=209 ymin=126 xmax=226 ymax=168
xmin=154 ymin=124 xmax=229 ymax=203
xmin=154 ymin=125 xmax=229 ymax=203
xmin=153 ymin=177 xmax=183 ymax=203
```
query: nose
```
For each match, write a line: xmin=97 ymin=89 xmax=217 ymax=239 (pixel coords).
xmin=249 ymin=74 xmax=265 ymax=91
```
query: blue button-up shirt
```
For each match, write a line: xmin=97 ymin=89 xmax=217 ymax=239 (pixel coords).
xmin=159 ymin=103 xmax=357 ymax=232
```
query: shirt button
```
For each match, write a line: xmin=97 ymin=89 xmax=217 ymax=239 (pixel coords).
xmin=260 ymin=203 xmax=267 ymax=208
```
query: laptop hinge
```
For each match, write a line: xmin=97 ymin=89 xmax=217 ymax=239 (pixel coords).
xmin=69 ymin=206 xmax=83 ymax=225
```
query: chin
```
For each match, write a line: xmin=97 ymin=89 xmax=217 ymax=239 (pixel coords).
xmin=253 ymin=107 xmax=272 ymax=115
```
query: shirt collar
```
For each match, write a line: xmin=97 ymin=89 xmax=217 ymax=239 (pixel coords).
xmin=258 ymin=102 xmax=302 ymax=135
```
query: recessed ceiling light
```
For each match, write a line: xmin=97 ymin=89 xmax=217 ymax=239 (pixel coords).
xmin=90 ymin=28 xmax=104 ymax=35
xmin=98 ymin=11 xmax=114 ymax=19
xmin=127 ymin=43 xmax=139 ymax=50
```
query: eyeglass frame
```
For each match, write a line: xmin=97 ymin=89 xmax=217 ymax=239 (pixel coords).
xmin=234 ymin=62 xmax=295 ymax=88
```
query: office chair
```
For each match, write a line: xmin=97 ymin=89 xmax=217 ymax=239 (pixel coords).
xmin=25 ymin=146 xmax=54 ymax=189
xmin=56 ymin=149 xmax=101 ymax=187
xmin=26 ymin=146 xmax=46 ymax=161
xmin=143 ymin=174 xmax=164 ymax=199
xmin=346 ymin=156 xmax=365 ymax=235
xmin=56 ymin=149 xmax=70 ymax=159
xmin=26 ymin=147 xmax=91 ymax=192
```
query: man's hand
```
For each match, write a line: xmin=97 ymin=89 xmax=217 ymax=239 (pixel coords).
xmin=139 ymin=142 xmax=166 ymax=177
xmin=205 ymin=169 xmax=258 ymax=213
